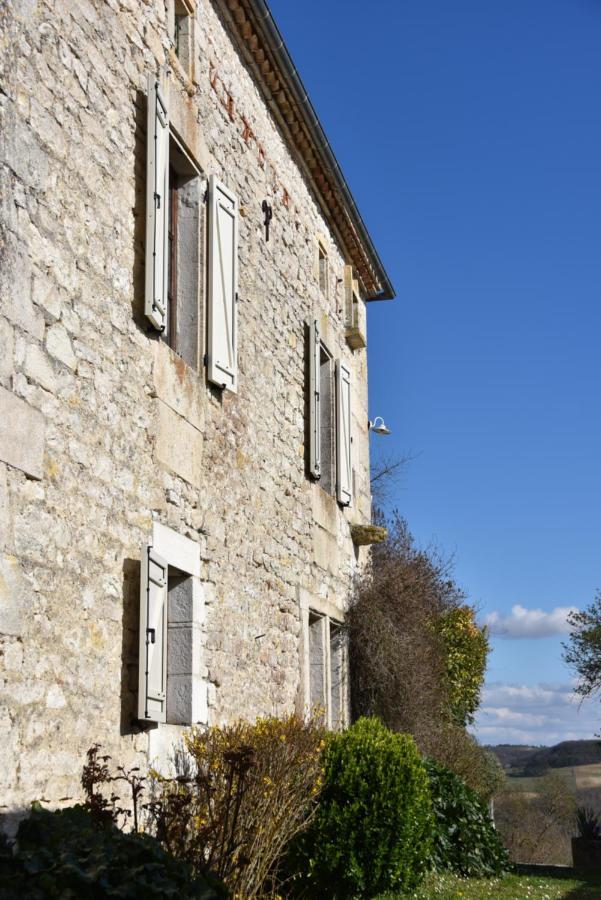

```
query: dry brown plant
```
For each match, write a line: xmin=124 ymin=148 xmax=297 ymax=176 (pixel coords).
xmin=149 ymin=714 xmax=326 ymax=898
xmin=494 ymin=771 xmax=577 ymax=865
xmin=348 ymin=514 xmax=462 ymax=752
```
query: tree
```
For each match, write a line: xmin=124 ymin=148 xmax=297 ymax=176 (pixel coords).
xmin=438 ymin=605 xmax=489 ymax=726
xmin=347 ymin=514 xmax=492 ymax=794
xmin=563 ymin=593 xmax=601 ymax=699
xmin=369 ymin=451 xmax=414 ymax=506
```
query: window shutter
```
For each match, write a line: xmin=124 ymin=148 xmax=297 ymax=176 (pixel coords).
xmin=138 ymin=544 xmax=168 ymax=723
xmin=336 ymin=360 xmax=352 ymax=505
xmin=145 ymin=75 xmax=169 ymax=331
xmin=207 ymin=175 xmax=238 ymax=392
xmin=309 ymin=319 xmax=321 ymax=479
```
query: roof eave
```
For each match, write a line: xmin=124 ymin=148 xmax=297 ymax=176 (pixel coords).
xmin=215 ymin=0 xmax=396 ymax=302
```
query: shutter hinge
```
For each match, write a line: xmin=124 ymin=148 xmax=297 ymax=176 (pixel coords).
xmin=203 ymin=353 xmax=208 ymax=368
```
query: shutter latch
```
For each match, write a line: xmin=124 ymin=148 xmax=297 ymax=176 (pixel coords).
xmin=147 ymin=628 xmax=156 ymax=644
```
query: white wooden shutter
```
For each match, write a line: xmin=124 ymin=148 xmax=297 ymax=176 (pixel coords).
xmin=145 ymin=75 xmax=169 ymax=331
xmin=309 ymin=319 xmax=321 ymax=479
xmin=138 ymin=545 xmax=168 ymax=723
xmin=208 ymin=175 xmax=238 ymax=392
xmin=336 ymin=360 xmax=352 ymax=505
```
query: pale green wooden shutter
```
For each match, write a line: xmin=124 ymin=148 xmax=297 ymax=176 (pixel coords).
xmin=309 ymin=319 xmax=321 ymax=479
xmin=336 ymin=361 xmax=352 ymax=505
xmin=145 ymin=75 xmax=169 ymax=331
xmin=207 ymin=175 xmax=238 ymax=392
xmin=138 ymin=545 xmax=168 ymax=723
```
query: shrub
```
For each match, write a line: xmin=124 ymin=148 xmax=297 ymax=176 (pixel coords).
xmin=0 ymin=803 xmax=226 ymax=900
xmin=150 ymin=714 xmax=326 ymax=898
xmin=429 ymin=724 xmax=506 ymax=800
xmin=425 ymin=759 xmax=509 ymax=877
xmin=347 ymin=516 xmax=454 ymax=746
xmin=576 ymin=806 xmax=601 ymax=839
xmin=437 ymin=605 xmax=489 ymax=727
xmin=288 ymin=718 xmax=434 ymax=898
xmin=347 ymin=516 xmax=488 ymax=762
xmin=495 ymin=770 xmax=577 ymax=865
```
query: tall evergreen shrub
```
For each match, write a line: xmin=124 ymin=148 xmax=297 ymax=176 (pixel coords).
xmin=290 ymin=718 xmax=433 ymax=898
xmin=425 ymin=759 xmax=509 ymax=877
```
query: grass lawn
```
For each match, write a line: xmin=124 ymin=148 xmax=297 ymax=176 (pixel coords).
xmin=397 ymin=870 xmax=601 ymax=898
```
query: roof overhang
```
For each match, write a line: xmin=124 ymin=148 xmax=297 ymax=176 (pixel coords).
xmin=215 ymin=0 xmax=395 ymax=301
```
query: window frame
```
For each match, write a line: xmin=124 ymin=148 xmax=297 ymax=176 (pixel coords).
xmin=300 ymin=593 xmax=349 ymax=730
xmin=318 ymin=240 xmax=329 ymax=301
xmin=170 ymin=0 xmax=196 ymax=80
xmin=318 ymin=341 xmax=335 ymax=496
xmin=161 ymin=131 xmax=204 ymax=369
xmin=138 ymin=523 xmax=207 ymax=727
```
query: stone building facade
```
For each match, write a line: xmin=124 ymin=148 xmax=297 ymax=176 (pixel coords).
xmin=0 ymin=0 xmax=394 ymax=820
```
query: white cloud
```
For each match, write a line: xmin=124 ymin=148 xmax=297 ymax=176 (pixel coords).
xmin=473 ymin=680 xmax=599 ymax=746
xmin=482 ymin=682 xmax=578 ymax=710
xmin=484 ymin=604 xmax=577 ymax=639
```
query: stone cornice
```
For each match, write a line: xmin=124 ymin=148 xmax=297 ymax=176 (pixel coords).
xmin=215 ymin=0 xmax=395 ymax=301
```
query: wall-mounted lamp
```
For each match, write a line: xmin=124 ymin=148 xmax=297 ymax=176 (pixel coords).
xmin=368 ymin=416 xmax=391 ymax=436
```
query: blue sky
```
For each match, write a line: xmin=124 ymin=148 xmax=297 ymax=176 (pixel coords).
xmin=269 ymin=0 xmax=601 ymax=744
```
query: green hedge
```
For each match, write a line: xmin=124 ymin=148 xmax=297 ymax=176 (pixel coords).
xmin=425 ymin=758 xmax=509 ymax=877
xmin=0 ymin=804 xmax=227 ymax=899
xmin=290 ymin=718 xmax=434 ymax=898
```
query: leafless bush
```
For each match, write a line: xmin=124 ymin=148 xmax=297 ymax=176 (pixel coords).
xmin=348 ymin=514 xmax=457 ymax=749
xmin=494 ymin=771 xmax=577 ymax=865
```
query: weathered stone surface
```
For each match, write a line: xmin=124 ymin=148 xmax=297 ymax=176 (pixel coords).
xmin=0 ymin=0 xmax=377 ymax=817
xmin=46 ymin=323 xmax=76 ymax=370
xmin=0 ymin=386 xmax=45 ymax=479
xmin=350 ymin=524 xmax=388 ymax=546
xmin=0 ymin=465 xmax=9 ymax=550
xmin=0 ymin=318 xmax=14 ymax=384
xmin=155 ymin=399 xmax=203 ymax=487
xmin=23 ymin=345 xmax=56 ymax=393
xmin=0 ymin=554 xmax=27 ymax=637
xmin=153 ymin=342 xmax=205 ymax=432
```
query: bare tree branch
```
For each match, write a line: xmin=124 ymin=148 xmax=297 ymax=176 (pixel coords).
xmin=370 ymin=451 xmax=417 ymax=504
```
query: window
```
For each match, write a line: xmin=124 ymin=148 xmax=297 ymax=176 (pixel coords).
xmin=306 ymin=610 xmax=348 ymax=729
xmin=170 ymin=0 xmax=195 ymax=78
xmin=145 ymin=77 xmax=238 ymax=388
xmin=138 ymin=523 xmax=207 ymax=726
xmin=318 ymin=344 xmax=334 ymax=495
xmin=164 ymin=139 xmax=203 ymax=368
xmin=309 ymin=613 xmax=326 ymax=710
xmin=318 ymin=241 xmax=329 ymax=300
xmin=308 ymin=320 xmax=353 ymax=505
xmin=343 ymin=264 xmax=367 ymax=350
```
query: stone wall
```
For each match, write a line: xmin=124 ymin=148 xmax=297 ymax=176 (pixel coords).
xmin=0 ymin=0 xmax=375 ymax=821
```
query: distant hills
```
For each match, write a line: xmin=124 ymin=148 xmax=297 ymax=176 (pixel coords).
xmin=488 ymin=740 xmax=601 ymax=776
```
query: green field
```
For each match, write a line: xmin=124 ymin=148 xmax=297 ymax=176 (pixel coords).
xmin=391 ymin=870 xmax=601 ymax=898
xmin=505 ymin=763 xmax=601 ymax=797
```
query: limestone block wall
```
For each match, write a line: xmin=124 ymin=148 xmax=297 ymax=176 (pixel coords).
xmin=0 ymin=0 xmax=376 ymax=820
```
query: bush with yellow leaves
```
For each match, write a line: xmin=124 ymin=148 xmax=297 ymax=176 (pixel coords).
xmin=148 ymin=714 xmax=327 ymax=898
